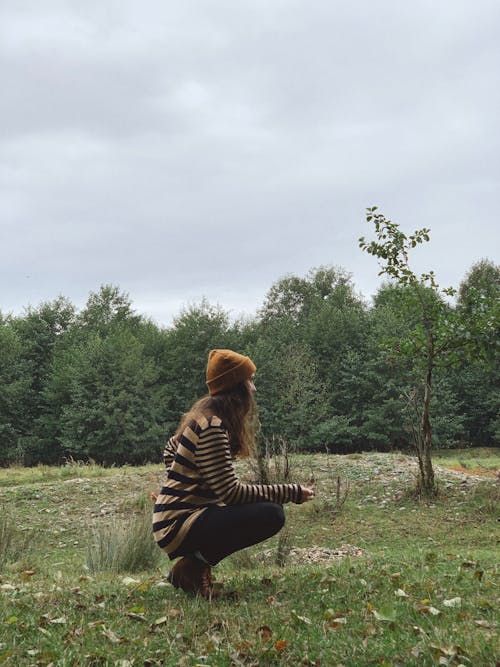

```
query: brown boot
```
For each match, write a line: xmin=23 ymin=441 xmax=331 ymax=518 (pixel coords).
xmin=168 ymin=557 xmax=215 ymax=598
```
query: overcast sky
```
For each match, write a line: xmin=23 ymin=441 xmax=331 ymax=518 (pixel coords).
xmin=1 ymin=1 xmax=499 ymax=326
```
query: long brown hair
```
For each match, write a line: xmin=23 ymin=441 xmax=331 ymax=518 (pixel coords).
xmin=175 ymin=382 xmax=257 ymax=457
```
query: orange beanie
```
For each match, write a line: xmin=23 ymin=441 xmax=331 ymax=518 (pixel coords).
xmin=206 ymin=349 xmax=256 ymax=396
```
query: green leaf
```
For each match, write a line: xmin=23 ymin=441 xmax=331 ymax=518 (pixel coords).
xmin=128 ymin=605 xmax=146 ymax=614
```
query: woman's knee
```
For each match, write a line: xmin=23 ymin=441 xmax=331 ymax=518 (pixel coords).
xmin=266 ymin=503 xmax=285 ymax=533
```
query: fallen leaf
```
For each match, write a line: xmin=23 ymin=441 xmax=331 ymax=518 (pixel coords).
xmin=372 ymin=606 xmax=397 ymax=622
xmin=291 ymin=611 xmax=312 ymax=625
xmin=0 ymin=652 xmax=14 ymax=662
xmin=0 ymin=584 xmax=16 ymax=591
xmin=394 ymin=589 xmax=408 ymax=598
xmin=477 ymin=597 xmax=494 ymax=610
xmin=443 ymin=597 xmax=461 ymax=608
xmin=102 ymin=626 xmax=127 ymax=644
xmin=430 ymin=642 xmax=466 ymax=659
xmin=414 ymin=602 xmax=441 ymax=616
xmin=126 ymin=612 xmax=146 ymax=622
xmin=153 ymin=616 xmax=168 ymax=626
xmin=274 ymin=639 xmax=289 ymax=653
xmin=121 ymin=577 xmax=139 ymax=586
xmin=128 ymin=605 xmax=146 ymax=614
xmin=257 ymin=625 xmax=272 ymax=642
xmin=474 ymin=619 xmax=497 ymax=628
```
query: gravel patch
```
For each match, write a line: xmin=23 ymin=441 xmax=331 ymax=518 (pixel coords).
xmin=259 ymin=544 xmax=364 ymax=565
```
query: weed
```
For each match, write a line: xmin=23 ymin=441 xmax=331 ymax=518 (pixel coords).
xmin=314 ymin=449 xmax=350 ymax=519
xmin=275 ymin=526 xmax=292 ymax=567
xmin=250 ymin=435 xmax=297 ymax=484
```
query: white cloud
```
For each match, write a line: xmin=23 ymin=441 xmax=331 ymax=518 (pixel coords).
xmin=1 ymin=0 xmax=498 ymax=323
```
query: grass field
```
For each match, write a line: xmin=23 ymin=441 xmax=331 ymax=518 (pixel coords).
xmin=0 ymin=450 xmax=498 ymax=666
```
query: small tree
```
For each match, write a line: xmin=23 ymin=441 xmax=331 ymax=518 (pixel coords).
xmin=359 ymin=208 xmax=498 ymax=496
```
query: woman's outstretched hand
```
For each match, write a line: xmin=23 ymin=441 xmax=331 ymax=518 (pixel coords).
xmin=299 ymin=486 xmax=315 ymax=503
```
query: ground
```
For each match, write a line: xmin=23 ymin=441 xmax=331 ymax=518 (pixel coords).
xmin=0 ymin=449 xmax=498 ymax=666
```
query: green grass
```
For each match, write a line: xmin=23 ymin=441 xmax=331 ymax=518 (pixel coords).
xmin=0 ymin=461 xmax=156 ymax=487
xmin=434 ymin=447 xmax=500 ymax=476
xmin=0 ymin=453 xmax=498 ymax=666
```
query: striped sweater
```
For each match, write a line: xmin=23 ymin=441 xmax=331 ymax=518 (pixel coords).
xmin=152 ymin=415 xmax=302 ymax=559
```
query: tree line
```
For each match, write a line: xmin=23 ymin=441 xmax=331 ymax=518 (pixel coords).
xmin=0 ymin=260 xmax=498 ymax=466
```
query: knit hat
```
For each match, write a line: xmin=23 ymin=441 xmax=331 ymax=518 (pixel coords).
xmin=206 ymin=349 xmax=256 ymax=395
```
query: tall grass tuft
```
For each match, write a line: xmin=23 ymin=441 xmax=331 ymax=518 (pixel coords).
xmin=275 ymin=526 xmax=292 ymax=567
xmin=86 ymin=508 xmax=160 ymax=573
xmin=0 ymin=514 xmax=30 ymax=569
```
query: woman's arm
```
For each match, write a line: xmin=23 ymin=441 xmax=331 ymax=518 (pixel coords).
xmin=196 ymin=424 xmax=304 ymax=505
xmin=163 ymin=437 xmax=178 ymax=469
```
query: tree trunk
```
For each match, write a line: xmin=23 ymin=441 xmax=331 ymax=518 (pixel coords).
xmin=419 ymin=335 xmax=436 ymax=496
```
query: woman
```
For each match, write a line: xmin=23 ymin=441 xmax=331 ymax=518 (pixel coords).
xmin=152 ymin=349 xmax=314 ymax=598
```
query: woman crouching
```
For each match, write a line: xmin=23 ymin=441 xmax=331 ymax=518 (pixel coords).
xmin=152 ymin=349 xmax=314 ymax=598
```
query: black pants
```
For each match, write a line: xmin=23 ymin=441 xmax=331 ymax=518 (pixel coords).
xmin=178 ymin=502 xmax=285 ymax=566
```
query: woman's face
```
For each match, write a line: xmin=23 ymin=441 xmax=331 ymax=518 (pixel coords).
xmin=245 ymin=374 xmax=256 ymax=394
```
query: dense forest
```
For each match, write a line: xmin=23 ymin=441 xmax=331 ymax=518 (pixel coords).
xmin=1 ymin=260 xmax=498 ymax=466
